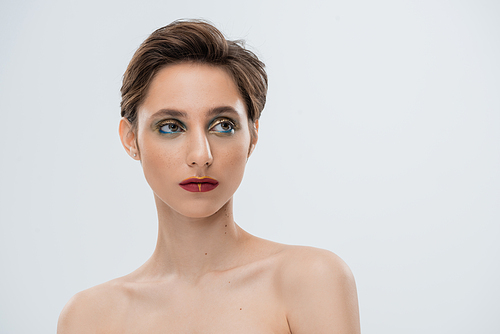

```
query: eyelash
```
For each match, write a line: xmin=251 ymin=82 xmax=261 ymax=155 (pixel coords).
xmin=158 ymin=120 xmax=185 ymax=134
xmin=210 ymin=118 xmax=236 ymax=134
xmin=156 ymin=118 xmax=237 ymax=135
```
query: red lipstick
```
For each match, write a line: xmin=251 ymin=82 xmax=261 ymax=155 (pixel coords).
xmin=179 ymin=177 xmax=219 ymax=192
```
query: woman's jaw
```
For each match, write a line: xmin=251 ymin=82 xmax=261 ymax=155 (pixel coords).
xmin=154 ymin=192 xmax=235 ymax=223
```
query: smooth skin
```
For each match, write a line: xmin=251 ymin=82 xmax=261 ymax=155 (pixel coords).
xmin=58 ymin=63 xmax=360 ymax=333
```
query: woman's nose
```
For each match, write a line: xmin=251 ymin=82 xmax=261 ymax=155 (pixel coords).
xmin=186 ymin=130 xmax=213 ymax=167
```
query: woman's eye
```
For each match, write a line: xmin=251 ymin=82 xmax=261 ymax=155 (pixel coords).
xmin=159 ymin=122 xmax=184 ymax=134
xmin=211 ymin=120 xmax=235 ymax=134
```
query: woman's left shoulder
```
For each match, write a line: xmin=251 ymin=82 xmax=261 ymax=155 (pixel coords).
xmin=277 ymin=245 xmax=354 ymax=281
xmin=274 ymin=245 xmax=360 ymax=333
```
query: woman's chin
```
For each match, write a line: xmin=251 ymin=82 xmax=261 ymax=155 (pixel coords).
xmin=174 ymin=204 xmax=227 ymax=220
xmin=154 ymin=194 xmax=231 ymax=220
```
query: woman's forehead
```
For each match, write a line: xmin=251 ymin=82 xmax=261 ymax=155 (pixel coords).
xmin=140 ymin=63 xmax=246 ymax=120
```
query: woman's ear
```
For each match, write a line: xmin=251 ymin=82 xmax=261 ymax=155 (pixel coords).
xmin=248 ymin=119 xmax=259 ymax=157
xmin=119 ymin=117 xmax=140 ymax=160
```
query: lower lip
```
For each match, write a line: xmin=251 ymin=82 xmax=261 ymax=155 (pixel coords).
xmin=179 ymin=182 xmax=219 ymax=192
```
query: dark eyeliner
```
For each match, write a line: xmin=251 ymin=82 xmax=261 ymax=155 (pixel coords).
xmin=155 ymin=119 xmax=186 ymax=134
xmin=209 ymin=117 xmax=238 ymax=132
xmin=209 ymin=117 xmax=238 ymax=135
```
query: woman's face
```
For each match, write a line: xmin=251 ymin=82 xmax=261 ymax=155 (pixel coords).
xmin=121 ymin=62 xmax=257 ymax=218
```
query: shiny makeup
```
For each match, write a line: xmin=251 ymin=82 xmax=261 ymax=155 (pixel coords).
xmin=153 ymin=112 xmax=238 ymax=137
xmin=179 ymin=177 xmax=219 ymax=192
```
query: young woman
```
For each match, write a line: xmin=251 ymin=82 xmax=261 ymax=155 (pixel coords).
xmin=58 ymin=20 xmax=360 ymax=333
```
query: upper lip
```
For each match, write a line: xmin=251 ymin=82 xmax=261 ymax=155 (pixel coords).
xmin=179 ymin=177 xmax=219 ymax=185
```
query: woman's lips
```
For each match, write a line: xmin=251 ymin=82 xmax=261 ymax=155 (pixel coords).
xmin=179 ymin=177 xmax=219 ymax=193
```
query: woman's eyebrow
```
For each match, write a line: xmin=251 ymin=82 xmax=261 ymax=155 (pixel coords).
xmin=150 ymin=106 xmax=239 ymax=120
xmin=207 ymin=106 xmax=239 ymax=118
xmin=151 ymin=109 xmax=188 ymax=119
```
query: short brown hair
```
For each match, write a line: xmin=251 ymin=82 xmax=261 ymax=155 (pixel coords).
xmin=120 ymin=19 xmax=268 ymax=129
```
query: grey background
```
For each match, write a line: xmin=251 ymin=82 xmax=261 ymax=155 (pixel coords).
xmin=1 ymin=0 xmax=499 ymax=333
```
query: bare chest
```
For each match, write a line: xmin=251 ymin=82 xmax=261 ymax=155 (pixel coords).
xmin=101 ymin=272 xmax=290 ymax=334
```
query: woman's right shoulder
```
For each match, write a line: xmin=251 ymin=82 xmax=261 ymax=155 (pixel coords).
xmin=57 ymin=278 xmax=129 ymax=334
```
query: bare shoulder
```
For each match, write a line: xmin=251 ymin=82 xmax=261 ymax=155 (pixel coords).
xmin=57 ymin=279 xmax=128 ymax=334
xmin=276 ymin=246 xmax=360 ymax=334
xmin=278 ymin=246 xmax=354 ymax=282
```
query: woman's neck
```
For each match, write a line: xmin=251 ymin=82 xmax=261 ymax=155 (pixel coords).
xmin=142 ymin=195 xmax=249 ymax=281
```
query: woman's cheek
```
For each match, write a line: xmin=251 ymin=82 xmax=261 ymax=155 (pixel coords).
xmin=224 ymin=142 xmax=250 ymax=180
xmin=141 ymin=141 xmax=179 ymax=189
